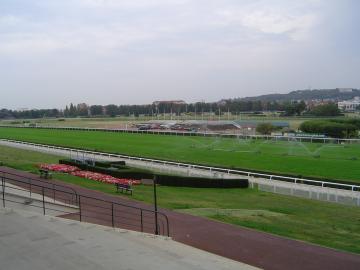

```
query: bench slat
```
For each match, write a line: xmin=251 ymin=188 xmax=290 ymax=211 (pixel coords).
xmin=115 ymin=183 xmax=133 ymax=195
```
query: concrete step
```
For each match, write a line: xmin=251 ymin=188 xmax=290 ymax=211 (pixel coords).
xmin=0 ymin=207 xmax=258 ymax=270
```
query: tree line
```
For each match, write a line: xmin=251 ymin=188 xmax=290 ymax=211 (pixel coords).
xmin=0 ymin=100 xmax=341 ymax=119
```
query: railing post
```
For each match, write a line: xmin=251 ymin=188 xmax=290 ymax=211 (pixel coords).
xmin=42 ymin=187 xmax=45 ymax=215
xmin=53 ymin=183 xmax=55 ymax=203
xmin=140 ymin=209 xmax=143 ymax=232
xmin=153 ymin=176 xmax=159 ymax=235
xmin=111 ymin=203 xmax=115 ymax=228
xmin=2 ymin=177 xmax=5 ymax=208
xmin=79 ymin=196 xmax=82 ymax=222
xmin=28 ymin=181 xmax=33 ymax=197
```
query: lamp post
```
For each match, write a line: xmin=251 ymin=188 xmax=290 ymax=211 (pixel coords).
xmin=153 ymin=175 xmax=159 ymax=235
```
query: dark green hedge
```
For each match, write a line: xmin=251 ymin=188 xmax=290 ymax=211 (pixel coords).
xmin=59 ymin=159 xmax=248 ymax=188
xmin=79 ymin=159 xmax=125 ymax=168
xmin=299 ymin=120 xmax=358 ymax=138
xmin=155 ymin=175 xmax=248 ymax=188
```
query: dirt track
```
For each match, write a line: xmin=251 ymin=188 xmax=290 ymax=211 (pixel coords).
xmin=1 ymin=167 xmax=359 ymax=270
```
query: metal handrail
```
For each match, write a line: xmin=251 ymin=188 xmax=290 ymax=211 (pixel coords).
xmin=0 ymin=169 xmax=79 ymax=204
xmin=1 ymin=174 xmax=170 ymax=236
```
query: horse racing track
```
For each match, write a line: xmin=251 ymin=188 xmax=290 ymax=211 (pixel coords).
xmin=1 ymin=126 xmax=360 ymax=183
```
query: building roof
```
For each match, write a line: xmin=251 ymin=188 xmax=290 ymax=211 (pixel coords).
xmin=153 ymin=100 xmax=186 ymax=105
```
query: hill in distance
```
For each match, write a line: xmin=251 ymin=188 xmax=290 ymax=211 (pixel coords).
xmin=235 ymin=88 xmax=360 ymax=102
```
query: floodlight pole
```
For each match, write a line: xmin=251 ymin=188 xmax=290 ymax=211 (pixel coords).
xmin=153 ymin=175 xmax=159 ymax=235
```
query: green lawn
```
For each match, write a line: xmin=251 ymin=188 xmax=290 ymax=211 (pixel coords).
xmin=0 ymin=145 xmax=359 ymax=254
xmin=1 ymin=127 xmax=360 ymax=183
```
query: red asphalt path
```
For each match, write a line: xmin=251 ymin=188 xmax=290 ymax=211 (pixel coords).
xmin=1 ymin=167 xmax=359 ymax=270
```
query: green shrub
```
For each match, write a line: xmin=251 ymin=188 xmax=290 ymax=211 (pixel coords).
xmin=299 ymin=120 xmax=358 ymax=138
xmin=256 ymin=123 xmax=275 ymax=135
xmin=309 ymin=103 xmax=341 ymax=116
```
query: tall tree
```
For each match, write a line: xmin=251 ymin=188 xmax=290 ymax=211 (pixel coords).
xmin=90 ymin=105 xmax=103 ymax=116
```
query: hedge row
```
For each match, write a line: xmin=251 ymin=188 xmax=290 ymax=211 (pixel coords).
xmin=59 ymin=159 xmax=248 ymax=188
xmin=155 ymin=174 xmax=248 ymax=188
xmin=299 ymin=120 xmax=358 ymax=138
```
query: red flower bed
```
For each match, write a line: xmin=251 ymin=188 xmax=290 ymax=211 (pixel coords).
xmin=39 ymin=164 xmax=79 ymax=173
xmin=38 ymin=164 xmax=140 ymax=186
xmin=71 ymin=170 xmax=140 ymax=185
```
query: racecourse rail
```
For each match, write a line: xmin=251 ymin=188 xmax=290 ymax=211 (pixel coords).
xmin=1 ymin=138 xmax=359 ymax=193
xmin=2 ymin=124 xmax=360 ymax=143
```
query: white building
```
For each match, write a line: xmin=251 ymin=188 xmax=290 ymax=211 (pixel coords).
xmin=338 ymin=97 xmax=360 ymax=111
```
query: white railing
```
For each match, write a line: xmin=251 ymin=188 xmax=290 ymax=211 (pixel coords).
xmin=2 ymin=125 xmax=360 ymax=143
xmin=1 ymin=138 xmax=359 ymax=192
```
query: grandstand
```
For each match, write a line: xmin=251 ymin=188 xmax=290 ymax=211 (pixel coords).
xmin=0 ymin=170 xmax=255 ymax=270
xmin=0 ymin=208 xmax=253 ymax=270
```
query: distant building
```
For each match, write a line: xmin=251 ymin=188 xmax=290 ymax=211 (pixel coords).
xmin=16 ymin=108 xmax=31 ymax=112
xmin=305 ymin=100 xmax=332 ymax=110
xmin=338 ymin=97 xmax=360 ymax=111
xmin=153 ymin=100 xmax=186 ymax=106
xmin=337 ymin=88 xmax=353 ymax=93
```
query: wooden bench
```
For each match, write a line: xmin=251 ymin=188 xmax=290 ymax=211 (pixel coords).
xmin=39 ymin=169 xmax=52 ymax=179
xmin=115 ymin=183 xmax=133 ymax=195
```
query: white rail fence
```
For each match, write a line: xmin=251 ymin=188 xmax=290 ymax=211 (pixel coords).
xmin=1 ymin=138 xmax=359 ymax=206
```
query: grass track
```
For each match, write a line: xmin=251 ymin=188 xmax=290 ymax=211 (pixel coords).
xmin=1 ymin=127 xmax=360 ymax=183
xmin=0 ymin=144 xmax=359 ymax=254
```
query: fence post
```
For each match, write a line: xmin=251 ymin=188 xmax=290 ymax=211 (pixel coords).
xmin=111 ymin=203 xmax=114 ymax=228
xmin=140 ymin=209 xmax=143 ymax=232
xmin=2 ymin=177 xmax=5 ymax=208
xmin=79 ymin=196 xmax=82 ymax=222
xmin=53 ymin=183 xmax=55 ymax=203
xmin=153 ymin=176 xmax=159 ymax=235
xmin=42 ymin=187 xmax=45 ymax=215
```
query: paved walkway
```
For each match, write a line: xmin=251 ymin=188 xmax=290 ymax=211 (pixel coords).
xmin=0 ymin=208 xmax=255 ymax=270
xmin=1 ymin=167 xmax=360 ymax=270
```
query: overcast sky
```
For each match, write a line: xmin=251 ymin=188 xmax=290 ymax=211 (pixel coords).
xmin=1 ymin=0 xmax=359 ymax=109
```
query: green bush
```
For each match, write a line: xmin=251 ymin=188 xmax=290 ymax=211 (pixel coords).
xmin=94 ymin=160 xmax=111 ymax=168
xmin=299 ymin=120 xmax=358 ymax=138
xmin=330 ymin=118 xmax=360 ymax=129
xmin=256 ymin=123 xmax=275 ymax=135
xmin=308 ymin=103 xmax=341 ymax=116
